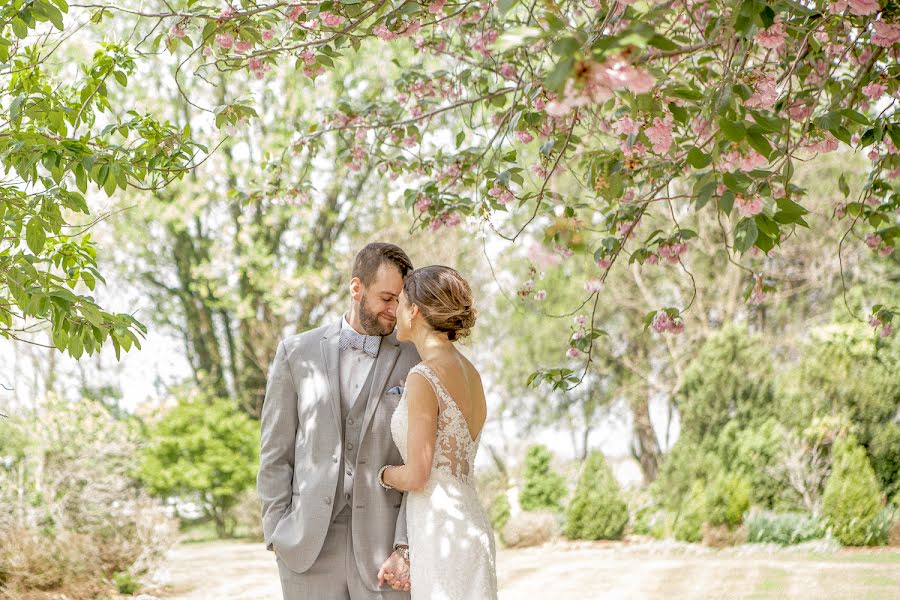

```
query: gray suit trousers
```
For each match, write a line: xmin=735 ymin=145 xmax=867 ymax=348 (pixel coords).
xmin=276 ymin=507 xmax=410 ymax=600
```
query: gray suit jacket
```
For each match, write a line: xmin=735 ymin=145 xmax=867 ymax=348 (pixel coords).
xmin=257 ymin=320 xmax=420 ymax=588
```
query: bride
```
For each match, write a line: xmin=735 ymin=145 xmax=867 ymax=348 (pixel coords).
xmin=377 ymin=265 xmax=498 ymax=599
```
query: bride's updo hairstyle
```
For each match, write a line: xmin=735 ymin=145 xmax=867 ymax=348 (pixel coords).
xmin=403 ymin=266 xmax=476 ymax=341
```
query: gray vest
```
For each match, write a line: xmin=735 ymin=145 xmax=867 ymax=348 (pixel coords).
xmin=331 ymin=361 xmax=376 ymax=519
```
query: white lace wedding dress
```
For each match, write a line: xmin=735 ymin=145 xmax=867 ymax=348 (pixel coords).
xmin=390 ymin=363 xmax=498 ymax=600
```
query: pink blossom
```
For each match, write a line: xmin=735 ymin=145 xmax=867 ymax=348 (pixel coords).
xmin=740 ymin=150 xmax=769 ymax=172
xmin=516 ymin=130 xmax=534 ymax=144
xmin=488 ymin=185 xmax=502 ymax=198
xmin=869 ymin=316 xmax=882 ymax=328
xmin=527 ymin=244 xmax=562 ymax=269
xmin=567 ymin=347 xmax=581 ymax=359
xmin=645 ymin=253 xmax=659 ymax=265
xmin=300 ymin=49 xmax=316 ymax=66
xmin=499 ymin=189 xmax=515 ymax=205
xmin=531 ymin=164 xmax=548 ymax=178
xmin=215 ymin=33 xmax=235 ymax=49
xmin=170 ymin=25 xmax=187 ymax=38
xmin=868 ymin=148 xmax=880 ymax=161
xmin=871 ymin=21 xmax=900 ymax=48
xmin=235 ymin=39 xmax=254 ymax=53
xmin=756 ymin=17 xmax=786 ymax=49
xmin=572 ymin=328 xmax=586 ymax=341
xmin=403 ymin=136 xmax=417 ymax=147
xmin=652 ymin=312 xmax=673 ymax=333
xmin=597 ymin=258 xmax=611 ymax=270
xmin=862 ymin=82 xmax=886 ymax=100
xmin=866 ymin=233 xmax=882 ymax=248
xmin=585 ymin=279 xmax=603 ymax=293
xmin=832 ymin=0 xmax=880 ymax=16
xmin=499 ymin=63 xmax=517 ymax=80
xmin=745 ymin=76 xmax=778 ymax=109
xmin=574 ymin=315 xmax=587 ymax=327
xmin=219 ymin=7 xmax=236 ymax=20
xmin=879 ymin=245 xmax=894 ymax=257
xmin=320 ymin=12 xmax=346 ymax=27
xmin=737 ymin=194 xmax=765 ymax=217
xmin=373 ymin=24 xmax=398 ymax=40
xmin=616 ymin=220 xmax=638 ymax=236
xmin=286 ymin=5 xmax=306 ymax=22
xmin=428 ymin=0 xmax=447 ymax=13
xmin=788 ymin=100 xmax=813 ymax=122
xmin=881 ymin=323 xmax=894 ymax=337
xmin=614 ymin=115 xmax=640 ymax=136
xmin=262 ymin=29 xmax=275 ymax=41
xmin=247 ymin=56 xmax=270 ymax=79
xmin=645 ymin=117 xmax=673 ymax=154
xmin=807 ymin=134 xmax=839 ymax=153
xmin=534 ymin=290 xmax=547 ymax=301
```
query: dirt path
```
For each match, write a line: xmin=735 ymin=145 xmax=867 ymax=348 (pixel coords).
xmin=151 ymin=539 xmax=900 ymax=599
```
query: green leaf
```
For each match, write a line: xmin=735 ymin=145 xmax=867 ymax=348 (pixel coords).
xmin=718 ymin=118 xmax=745 ymax=142
xmin=734 ymin=218 xmax=758 ymax=254
xmin=746 ymin=131 xmax=773 ymax=159
xmin=26 ymin=220 xmax=47 ymax=254
xmin=543 ymin=57 xmax=574 ymax=92
xmin=838 ymin=173 xmax=850 ymax=198
xmin=455 ymin=131 xmax=465 ymax=148
xmin=687 ymin=147 xmax=712 ymax=169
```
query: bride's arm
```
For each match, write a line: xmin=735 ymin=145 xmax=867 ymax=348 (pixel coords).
xmin=382 ymin=373 xmax=438 ymax=492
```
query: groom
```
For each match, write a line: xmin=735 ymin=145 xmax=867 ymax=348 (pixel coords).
xmin=258 ymin=242 xmax=421 ymax=599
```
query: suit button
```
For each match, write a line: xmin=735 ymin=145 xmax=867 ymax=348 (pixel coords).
xmin=347 ymin=418 xmax=354 ymax=425
xmin=324 ymin=497 xmax=331 ymax=505
xmin=346 ymin=442 xmax=353 ymax=451
xmin=346 ymin=468 xmax=353 ymax=476
xmin=332 ymin=455 xmax=339 ymax=463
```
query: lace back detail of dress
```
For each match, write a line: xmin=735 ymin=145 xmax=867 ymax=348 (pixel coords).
xmin=410 ymin=364 xmax=479 ymax=484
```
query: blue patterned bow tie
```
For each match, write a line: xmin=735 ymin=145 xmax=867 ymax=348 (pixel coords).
xmin=339 ymin=328 xmax=381 ymax=357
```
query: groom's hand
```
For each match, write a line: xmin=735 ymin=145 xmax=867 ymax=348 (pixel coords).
xmin=377 ymin=549 xmax=411 ymax=592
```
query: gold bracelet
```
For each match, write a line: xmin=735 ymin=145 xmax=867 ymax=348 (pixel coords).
xmin=378 ymin=465 xmax=395 ymax=490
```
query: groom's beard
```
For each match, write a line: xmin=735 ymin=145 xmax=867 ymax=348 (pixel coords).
xmin=359 ymin=295 xmax=395 ymax=336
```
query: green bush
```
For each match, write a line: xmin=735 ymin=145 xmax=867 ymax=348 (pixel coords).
xmin=114 ymin=570 xmax=140 ymax=595
xmin=704 ymin=473 xmax=751 ymax=528
xmin=489 ymin=493 xmax=511 ymax=533
xmin=822 ymin=436 xmax=883 ymax=546
xmin=862 ymin=505 xmax=897 ymax=547
xmin=518 ymin=445 xmax=567 ymax=512
xmin=745 ymin=511 xmax=828 ymax=545
xmin=564 ymin=452 xmax=629 ymax=540
xmin=674 ymin=482 xmax=706 ymax=543
xmin=138 ymin=395 xmax=259 ymax=537
xmin=870 ymin=424 xmax=900 ymax=505
xmin=675 ymin=325 xmax=776 ymax=442
xmin=652 ymin=438 xmax=723 ymax=513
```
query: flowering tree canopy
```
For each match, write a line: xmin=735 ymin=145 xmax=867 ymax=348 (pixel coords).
xmin=3 ymin=1 xmax=898 ymax=384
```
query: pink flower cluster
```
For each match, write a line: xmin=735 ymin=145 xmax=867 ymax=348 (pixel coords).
xmin=428 ymin=0 xmax=447 ymax=14
xmin=736 ymin=193 xmax=765 ymax=217
xmin=170 ymin=25 xmax=187 ymax=38
xmin=658 ymin=241 xmax=688 ymax=264
xmin=719 ymin=149 xmax=768 ymax=172
xmin=566 ymin=347 xmax=581 ymax=359
xmin=527 ymin=244 xmax=562 ymax=269
xmin=866 ymin=233 xmax=894 ymax=256
xmin=320 ymin=12 xmax=346 ymax=27
xmin=871 ymin=21 xmax=900 ymax=48
xmin=286 ymin=4 xmax=306 ymax=22
xmin=534 ymin=290 xmax=547 ymax=301
xmin=429 ymin=211 xmax=462 ymax=232
xmin=471 ymin=29 xmax=499 ymax=57
xmin=806 ymin=134 xmax=839 ymax=153
xmin=247 ymin=57 xmax=271 ymax=79
xmin=832 ymin=0 xmax=880 ymax=16
xmin=415 ymin=194 xmax=432 ymax=213
xmin=755 ymin=16 xmax=786 ymax=49
xmin=869 ymin=315 xmax=894 ymax=337
xmin=216 ymin=33 xmax=235 ymax=49
xmin=546 ymin=56 xmax=655 ymax=116
xmin=744 ymin=75 xmax=778 ymax=109
xmin=573 ymin=315 xmax=588 ymax=341
xmin=645 ymin=115 xmax=674 ymax=154
xmin=374 ymin=20 xmax=421 ymax=40
xmin=652 ymin=311 xmax=685 ymax=334
xmin=488 ymin=184 xmax=515 ymax=205
xmin=862 ymin=82 xmax=886 ymax=100
xmin=585 ymin=279 xmax=603 ymax=293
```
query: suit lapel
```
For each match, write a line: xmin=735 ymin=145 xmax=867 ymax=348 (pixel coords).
xmin=320 ymin=321 xmax=342 ymax=436
xmin=361 ymin=332 xmax=400 ymax=439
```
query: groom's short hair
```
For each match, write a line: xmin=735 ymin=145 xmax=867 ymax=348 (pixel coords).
xmin=352 ymin=243 xmax=413 ymax=285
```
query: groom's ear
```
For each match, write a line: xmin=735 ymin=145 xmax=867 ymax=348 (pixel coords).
xmin=349 ymin=276 xmax=363 ymax=301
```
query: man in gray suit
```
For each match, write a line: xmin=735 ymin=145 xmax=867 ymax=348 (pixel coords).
xmin=258 ymin=243 xmax=420 ymax=599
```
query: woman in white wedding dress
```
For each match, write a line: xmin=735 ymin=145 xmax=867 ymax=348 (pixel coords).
xmin=377 ymin=265 xmax=498 ymax=600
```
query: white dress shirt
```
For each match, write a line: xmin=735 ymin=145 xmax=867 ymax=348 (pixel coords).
xmin=338 ymin=315 xmax=377 ymax=414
